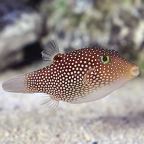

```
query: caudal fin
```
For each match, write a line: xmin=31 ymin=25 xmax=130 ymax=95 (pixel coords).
xmin=2 ymin=74 xmax=29 ymax=93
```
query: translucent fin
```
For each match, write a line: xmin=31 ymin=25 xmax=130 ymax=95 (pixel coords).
xmin=40 ymin=95 xmax=59 ymax=109
xmin=41 ymin=40 xmax=60 ymax=65
xmin=2 ymin=74 xmax=29 ymax=93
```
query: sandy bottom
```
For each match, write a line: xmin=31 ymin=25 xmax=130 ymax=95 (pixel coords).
xmin=0 ymin=78 xmax=144 ymax=144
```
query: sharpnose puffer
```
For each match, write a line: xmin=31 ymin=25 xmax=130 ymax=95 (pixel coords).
xmin=2 ymin=41 xmax=139 ymax=108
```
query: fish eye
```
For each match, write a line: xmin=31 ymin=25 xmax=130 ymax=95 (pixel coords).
xmin=101 ymin=55 xmax=109 ymax=64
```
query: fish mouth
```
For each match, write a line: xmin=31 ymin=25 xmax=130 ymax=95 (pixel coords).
xmin=130 ymin=65 xmax=140 ymax=78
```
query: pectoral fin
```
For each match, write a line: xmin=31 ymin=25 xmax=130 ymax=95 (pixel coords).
xmin=83 ymin=67 xmax=97 ymax=84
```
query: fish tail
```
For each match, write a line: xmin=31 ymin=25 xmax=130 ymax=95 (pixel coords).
xmin=2 ymin=74 xmax=30 ymax=93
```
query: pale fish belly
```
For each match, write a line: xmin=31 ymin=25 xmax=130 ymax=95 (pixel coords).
xmin=71 ymin=78 xmax=129 ymax=104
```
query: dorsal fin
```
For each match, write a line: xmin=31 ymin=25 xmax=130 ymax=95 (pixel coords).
xmin=41 ymin=40 xmax=60 ymax=65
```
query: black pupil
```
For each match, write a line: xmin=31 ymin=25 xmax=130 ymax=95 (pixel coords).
xmin=103 ymin=56 xmax=107 ymax=61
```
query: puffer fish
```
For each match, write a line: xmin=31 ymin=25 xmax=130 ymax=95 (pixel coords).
xmin=2 ymin=41 xmax=140 ymax=108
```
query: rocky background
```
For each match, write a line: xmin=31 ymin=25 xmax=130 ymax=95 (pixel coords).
xmin=0 ymin=0 xmax=144 ymax=74
xmin=0 ymin=0 xmax=144 ymax=143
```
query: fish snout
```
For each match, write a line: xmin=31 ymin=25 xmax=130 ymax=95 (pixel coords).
xmin=130 ymin=65 xmax=140 ymax=78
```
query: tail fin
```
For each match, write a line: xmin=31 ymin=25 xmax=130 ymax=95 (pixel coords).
xmin=2 ymin=74 xmax=29 ymax=93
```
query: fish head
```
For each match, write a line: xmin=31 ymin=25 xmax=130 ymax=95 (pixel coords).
xmin=95 ymin=48 xmax=139 ymax=83
xmin=72 ymin=47 xmax=140 ymax=104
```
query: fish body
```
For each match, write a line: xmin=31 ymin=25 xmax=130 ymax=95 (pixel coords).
xmin=2 ymin=41 xmax=139 ymax=108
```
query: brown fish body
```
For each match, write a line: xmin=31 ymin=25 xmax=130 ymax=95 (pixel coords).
xmin=2 ymin=41 xmax=140 ymax=108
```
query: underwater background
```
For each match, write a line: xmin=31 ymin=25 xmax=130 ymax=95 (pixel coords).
xmin=0 ymin=0 xmax=144 ymax=143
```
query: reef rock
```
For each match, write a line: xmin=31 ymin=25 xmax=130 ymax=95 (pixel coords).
xmin=0 ymin=0 xmax=42 ymax=72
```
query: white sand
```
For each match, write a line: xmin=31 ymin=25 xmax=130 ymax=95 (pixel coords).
xmin=0 ymin=78 xmax=143 ymax=144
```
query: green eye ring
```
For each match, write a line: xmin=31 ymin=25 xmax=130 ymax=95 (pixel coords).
xmin=101 ymin=55 xmax=109 ymax=64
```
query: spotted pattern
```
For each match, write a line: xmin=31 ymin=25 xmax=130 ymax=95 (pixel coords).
xmin=25 ymin=47 xmax=133 ymax=102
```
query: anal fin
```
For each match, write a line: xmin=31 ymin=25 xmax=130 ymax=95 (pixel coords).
xmin=40 ymin=95 xmax=59 ymax=109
